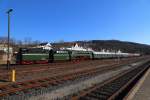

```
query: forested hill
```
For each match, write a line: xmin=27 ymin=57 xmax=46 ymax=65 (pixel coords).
xmin=52 ymin=40 xmax=150 ymax=55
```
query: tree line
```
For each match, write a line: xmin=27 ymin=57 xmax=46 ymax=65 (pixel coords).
xmin=1 ymin=37 xmax=150 ymax=55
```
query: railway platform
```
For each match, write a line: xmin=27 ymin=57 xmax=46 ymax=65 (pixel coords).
xmin=125 ymin=68 xmax=150 ymax=100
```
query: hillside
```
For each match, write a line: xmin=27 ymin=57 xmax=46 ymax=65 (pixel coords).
xmin=1 ymin=37 xmax=150 ymax=55
xmin=52 ymin=40 xmax=150 ymax=55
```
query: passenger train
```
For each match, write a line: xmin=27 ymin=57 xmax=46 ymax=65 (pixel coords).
xmin=15 ymin=44 xmax=140 ymax=64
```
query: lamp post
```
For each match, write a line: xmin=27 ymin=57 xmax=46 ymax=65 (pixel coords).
xmin=6 ymin=9 xmax=13 ymax=70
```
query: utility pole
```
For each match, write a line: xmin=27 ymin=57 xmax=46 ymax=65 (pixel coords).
xmin=6 ymin=9 xmax=13 ymax=70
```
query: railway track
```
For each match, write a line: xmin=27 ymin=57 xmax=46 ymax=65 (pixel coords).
xmin=0 ymin=61 xmax=116 ymax=82
xmin=0 ymin=57 xmax=148 ymax=99
xmin=0 ymin=56 xmax=144 ymax=72
xmin=0 ymin=58 xmax=145 ymax=100
xmin=0 ymin=57 xmax=146 ymax=82
xmin=70 ymin=60 xmax=150 ymax=100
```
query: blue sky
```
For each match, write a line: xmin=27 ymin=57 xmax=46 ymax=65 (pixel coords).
xmin=0 ymin=0 xmax=150 ymax=44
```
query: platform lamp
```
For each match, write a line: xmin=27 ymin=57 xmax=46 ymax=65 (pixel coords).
xmin=6 ymin=9 xmax=13 ymax=70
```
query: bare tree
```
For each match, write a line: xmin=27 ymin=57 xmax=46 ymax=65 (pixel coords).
xmin=32 ymin=40 xmax=41 ymax=46
xmin=24 ymin=37 xmax=32 ymax=46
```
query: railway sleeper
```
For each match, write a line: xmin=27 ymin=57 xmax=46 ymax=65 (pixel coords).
xmin=90 ymin=93 xmax=109 ymax=99
xmin=100 ymin=86 xmax=118 ymax=94
xmin=93 ymin=90 xmax=112 ymax=97
xmin=79 ymin=96 xmax=99 ymax=100
xmin=85 ymin=93 xmax=102 ymax=100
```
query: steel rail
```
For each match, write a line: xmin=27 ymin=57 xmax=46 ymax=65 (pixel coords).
xmin=71 ymin=60 xmax=150 ymax=100
xmin=0 ymin=62 xmax=132 ymax=98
